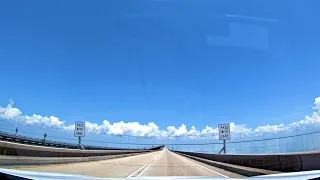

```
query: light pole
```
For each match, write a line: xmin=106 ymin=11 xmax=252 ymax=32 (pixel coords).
xmin=15 ymin=127 xmax=18 ymax=136
xmin=44 ymin=133 xmax=47 ymax=142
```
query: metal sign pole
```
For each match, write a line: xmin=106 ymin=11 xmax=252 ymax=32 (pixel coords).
xmin=78 ymin=137 xmax=81 ymax=149
xmin=223 ymin=140 xmax=226 ymax=154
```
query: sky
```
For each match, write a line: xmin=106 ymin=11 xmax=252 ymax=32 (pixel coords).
xmin=1 ymin=1 xmax=320 ymax=152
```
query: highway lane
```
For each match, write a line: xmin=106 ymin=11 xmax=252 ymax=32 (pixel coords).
xmin=142 ymin=149 xmax=221 ymax=177
xmin=9 ymin=149 xmax=243 ymax=178
xmin=9 ymin=151 xmax=162 ymax=178
xmin=140 ymin=149 xmax=242 ymax=178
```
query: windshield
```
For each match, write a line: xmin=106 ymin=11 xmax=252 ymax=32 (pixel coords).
xmin=1 ymin=1 xmax=320 ymax=179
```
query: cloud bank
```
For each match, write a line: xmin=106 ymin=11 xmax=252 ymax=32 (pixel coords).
xmin=1 ymin=97 xmax=320 ymax=139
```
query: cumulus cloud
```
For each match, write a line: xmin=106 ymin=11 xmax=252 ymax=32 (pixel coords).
xmin=0 ymin=100 xmax=73 ymax=130
xmin=1 ymin=97 xmax=320 ymax=139
xmin=313 ymin=97 xmax=320 ymax=111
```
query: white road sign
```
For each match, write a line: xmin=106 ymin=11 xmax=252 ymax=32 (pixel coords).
xmin=74 ymin=121 xmax=85 ymax=137
xmin=218 ymin=123 xmax=231 ymax=140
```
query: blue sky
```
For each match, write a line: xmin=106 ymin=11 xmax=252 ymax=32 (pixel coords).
xmin=1 ymin=1 xmax=320 ymax=152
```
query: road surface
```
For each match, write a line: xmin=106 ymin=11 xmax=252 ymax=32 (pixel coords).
xmin=9 ymin=149 xmax=243 ymax=178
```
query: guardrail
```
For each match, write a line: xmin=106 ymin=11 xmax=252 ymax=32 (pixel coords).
xmin=0 ymin=140 xmax=152 ymax=157
xmin=0 ymin=153 xmax=150 ymax=166
xmin=0 ymin=131 xmax=164 ymax=151
xmin=0 ymin=131 xmax=124 ymax=150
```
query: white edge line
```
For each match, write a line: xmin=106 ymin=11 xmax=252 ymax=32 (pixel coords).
xmin=137 ymin=163 xmax=152 ymax=177
xmin=177 ymin=153 xmax=229 ymax=178
xmin=127 ymin=164 xmax=148 ymax=178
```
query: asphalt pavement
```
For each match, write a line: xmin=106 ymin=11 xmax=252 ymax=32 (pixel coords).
xmin=9 ymin=149 xmax=243 ymax=178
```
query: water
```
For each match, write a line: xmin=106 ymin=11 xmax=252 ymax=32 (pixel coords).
xmin=173 ymin=133 xmax=320 ymax=154
xmin=1 ymin=120 xmax=320 ymax=154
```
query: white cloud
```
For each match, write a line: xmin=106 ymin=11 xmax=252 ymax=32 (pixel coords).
xmin=188 ymin=126 xmax=200 ymax=137
xmin=313 ymin=97 xmax=320 ymax=111
xmin=200 ymin=126 xmax=218 ymax=137
xmin=0 ymin=100 xmax=72 ymax=130
xmin=0 ymin=99 xmax=22 ymax=119
xmin=1 ymin=97 xmax=320 ymax=139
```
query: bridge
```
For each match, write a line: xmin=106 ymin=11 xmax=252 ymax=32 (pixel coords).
xmin=1 ymin=131 xmax=320 ymax=178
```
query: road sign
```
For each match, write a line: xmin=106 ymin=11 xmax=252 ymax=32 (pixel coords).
xmin=218 ymin=123 xmax=231 ymax=140
xmin=74 ymin=121 xmax=85 ymax=137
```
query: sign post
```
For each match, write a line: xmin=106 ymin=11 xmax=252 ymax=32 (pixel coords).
xmin=218 ymin=123 xmax=231 ymax=154
xmin=78 ymin=136 xmax=81 ymax=149
xmin=74 ymin=121 xmax=85 ymax=149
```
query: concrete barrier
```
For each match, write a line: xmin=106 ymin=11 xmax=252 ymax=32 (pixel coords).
xmin=174 ymin=150 xmax=320 ymax=172
xmin=0 ymin=140 xmax=151 ymax=157
xmin=175 ymin=152 xmax=279 ymax=177
xmin=0 ymin=153 xmax=146 ymax=166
